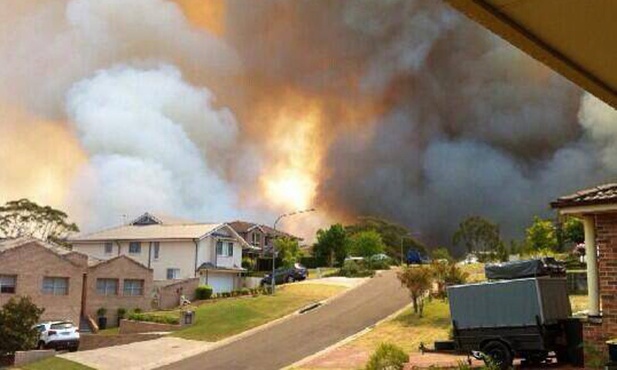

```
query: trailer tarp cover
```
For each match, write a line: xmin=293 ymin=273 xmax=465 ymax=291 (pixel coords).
xmin=485 ymin=259 xmax=545 ymax=280
xmin=447 ymin=278 xmax=571 ymax=330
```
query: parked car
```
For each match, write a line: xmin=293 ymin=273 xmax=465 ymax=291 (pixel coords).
xmin=34 ymin=321 xmax=80 ymax=352
xmin=261 ymin=263 xmax=308 ymax=286
xmin=406 ymin=249 xmax=430 ymax=265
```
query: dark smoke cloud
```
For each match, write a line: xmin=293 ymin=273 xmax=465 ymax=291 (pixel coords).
xmin=225 ymin=0 xmax=616 ymax=248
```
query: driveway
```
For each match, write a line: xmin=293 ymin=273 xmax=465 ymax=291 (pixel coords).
xmin=158 ymin=269 xmax=409 ymax=370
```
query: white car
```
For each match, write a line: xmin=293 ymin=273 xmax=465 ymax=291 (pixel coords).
xmin=34 ymin=321 xmax=80 ymax=352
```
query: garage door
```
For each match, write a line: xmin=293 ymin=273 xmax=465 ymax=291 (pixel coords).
xmin=201 ymin=273 xmax=234 ymax=293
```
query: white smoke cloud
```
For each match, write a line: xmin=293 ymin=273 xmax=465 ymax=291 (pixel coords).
xmin=66 ymin=65 xmax=239 ymax=229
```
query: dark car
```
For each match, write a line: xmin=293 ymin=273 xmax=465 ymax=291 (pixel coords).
xmin=406 ymin=249 xmax=430 ymax=265
xmin=261 ymin=263 xmax=308 ymax=286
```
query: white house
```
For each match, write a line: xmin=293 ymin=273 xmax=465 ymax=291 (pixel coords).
xmin=70 ymin=213 xmax=248 ymax=293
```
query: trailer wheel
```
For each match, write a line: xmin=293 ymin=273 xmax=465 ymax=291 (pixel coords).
xmin=482 ymin=341 xmax=513 ymax=370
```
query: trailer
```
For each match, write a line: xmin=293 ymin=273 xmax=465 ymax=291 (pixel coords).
xmin=440 ymin=274 xmax=583 ymax=369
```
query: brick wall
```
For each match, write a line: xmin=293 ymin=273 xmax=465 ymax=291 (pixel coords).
xmin=0 ymin=242 xmax=84 ymax=325
xmin=155 ymin=278 xmax=199 ymax=309
xmin=85 ymin=256 xmax=153 ymax=327
xmin=583 ymin=213 xmax=617 ymax=356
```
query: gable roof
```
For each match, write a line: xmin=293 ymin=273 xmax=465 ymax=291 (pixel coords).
xmin=228 ymin=220 xmax=300 ymax=240
xmin=551 ymin=183 xmax=617 ymax=209
xmin=0 ymin=237 xmax=88 ymax=268
xmin=70 ymin=213 xmax=250 ymax=248
xmin=88 ymin=254 xmax=151 ymax=271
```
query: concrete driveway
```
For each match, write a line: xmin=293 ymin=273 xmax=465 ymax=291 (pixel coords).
xmin=157 ymin=269 xmax=410 ymax=370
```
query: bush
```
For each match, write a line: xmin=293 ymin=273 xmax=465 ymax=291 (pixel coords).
xmin=242 ymin=257 xmax=255 ymax=271
xmin=195 ymin=285 xmax=214 ymax=300
xmin=240 ymin=288 xmax=250 ymax=296
xmin=299 ymin=256 xmax=319 ymax=268
xmin=339 ymin=260 xmax=374 ymax=278
xmin=0 ymin=296 xmax=45 ymax=355
xmin=117 ymin=308 xmax=127 ymax=319
xmin=364 ymin=342 xmax=409 ymax=370
xmin=127 ymin=312 xmax=180 ymax=325
xmin=368 ymin=257 xmax=392 ymax=270
xmin=133 ymin=308 xmax=142 ymax=314
xmin=96 ymin=307 xmax=107 ymax=317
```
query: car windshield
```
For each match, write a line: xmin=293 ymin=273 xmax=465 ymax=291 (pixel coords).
xmin=50 ymin=322 xmax=74 ymax=330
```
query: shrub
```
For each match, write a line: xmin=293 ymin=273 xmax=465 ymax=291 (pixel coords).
xmin=133 ymin=308 xmax=142 ymax=314
xmin=0 ymin=296 xmax=44 ymax=355
xmin=368 ymin=257 xmax=392 ymax=270
xmin=127 ymin=312 xmax=180 ymax=325
xmin=339 ymin=260 xmax=374 ymax=278
xmin=96 ymin=307 xmax=107 ymax=317
xmin=242 ymin=257 xmax=255 ymax=271
xmin=240 ymin=288 xmax=250 ymax=296
xmin=364 ymin=342 xmax=408 ymax=370
xmin=195 ymin=285 xmax=214 ymax=300
xmin=117 ymin=308 xmax=127 ymax=319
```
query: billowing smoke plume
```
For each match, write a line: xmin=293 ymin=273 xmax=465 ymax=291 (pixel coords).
xmin=0 ymin=0 xmax=616 ymax=246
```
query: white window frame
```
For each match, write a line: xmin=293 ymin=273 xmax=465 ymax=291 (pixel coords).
xmin=42 ymin=277 xmax=68 ymax=295
xmin=0 ymin=275 xmax=16 ymax=294
xmin=123 ymin=279 xmax=144 ymax=296
xmin=96 ymin=278 xmax=118 ymax=296
xmin=104 ymin=242 xmax=113 ymax=255
xmin=129 ymin=242 xmax=141 ymax=254
xmin=227 ymin=242 xmax=234 ymax=257
xmin=166 ymin=268 xmax=180 ymax=280
xmin=251 ymin=233 xmax=261 ymax=246
xmin=216 ymin=240 xmax=224 ymax=256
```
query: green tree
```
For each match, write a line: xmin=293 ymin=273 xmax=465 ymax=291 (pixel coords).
xmin=0 ymin=296 xmax=45 ymax=354
xmin=397 ymin=266 xmax=433 ymax=317
xmin=345 ymin=216 xmax=425 ymax=261
xmin=0 ymin=199 xmax=79 ymax=245
xmin=275 ymin=237 xmax=301 ymax=268
xmin=431 ymin=247 xmax=452 ymax=261
xmin=349 ymin=230 xmax=385 ymax=258
xmin=430 ymin=261 xmax=469 ymax=298
xmin=562 ymin=217 xmax=584 ymax=244
xmin=452 ymin=216 xmax=502 ymax=254
xmin=313 ymin=224 xmax=349 ymax=267
xmin=525 ymin=216 xmax=558 ymax=252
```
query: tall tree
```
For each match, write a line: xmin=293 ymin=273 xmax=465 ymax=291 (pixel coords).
xmin=345 ymin=216 xmax=426 ymax=260
xmin=562 ymin=217 xmax=584 ymax=244
xmin=452 ymin=216 xmax=501 ymax=254
xmin=0 ymin=199 xmax=79 ymax=245
xmin=525 ymin=216 xmax=558 ymax=252
xmin=349 ymin=230 xmax=385 ymax=258
xmin=275 ymin=237 xmax=301 ymax=268
xmin=313 ymin=224 xmax=349 ymax=267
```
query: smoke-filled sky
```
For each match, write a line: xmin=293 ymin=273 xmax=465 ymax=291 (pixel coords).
xmin=0 ymin=0 xmax=616 ymax=248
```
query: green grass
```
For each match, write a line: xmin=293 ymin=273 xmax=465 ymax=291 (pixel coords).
xmin=19 ymin=357 xmax=94 ymax=370
xmin=97 ymin=327 xmax=120 ymax=336
xmin=173 ymin=283 xmax=345 ymax=341
xmin=307 ymin=267 xmax=338 ymax=279
xmin=348 ymin=299 xmax=451 ymax=354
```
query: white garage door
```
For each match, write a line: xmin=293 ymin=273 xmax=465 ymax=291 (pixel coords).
xmin=201 ymin=273 xmax=234 ymax=293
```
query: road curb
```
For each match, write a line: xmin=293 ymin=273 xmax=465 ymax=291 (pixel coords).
xmin=282 ymin=300 xmax=413 ymax=370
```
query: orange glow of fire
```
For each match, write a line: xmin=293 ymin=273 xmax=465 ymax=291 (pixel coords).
xmin=0 ymin=104 xmax=86 ymax=208
xmin=174 ymin=0 xmax=226 ymax=36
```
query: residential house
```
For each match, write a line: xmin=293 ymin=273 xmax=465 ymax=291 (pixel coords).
xmin=228 ymin=220 xmax=300 ymax=256
xmin=0 ymin=238 xmax=153 ymax=328
xmin=71 ymin=213 xmax=249 ymax=293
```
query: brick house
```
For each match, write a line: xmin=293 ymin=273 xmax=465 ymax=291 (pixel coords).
xmin=552 ymin=183 xmax=617 ymax=353
xmin=0 ymin=238 xmax=154 ymax=328
xmin=0 ymin=239 xmax=86 ymax=325
xmin=228 ymin=220 xmax=300 ymax=262
xmin=84 ymin=255 xmax=153 ymax=326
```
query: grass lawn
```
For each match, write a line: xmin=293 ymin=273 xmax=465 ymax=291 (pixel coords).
xmin=307 ymin=267 xmax=338 ymax=279
xmin=459 ymin=263 xmax=486 ymax=283
xmin=97 ymin=327 xmax=120 ymax=336
xmin=18 ymin=357 xmax=94 ymax=370
xmin=348 ymin=299 xmax=452 ymax=354
xmin=173 ymin=283 xmax=346 ymax=341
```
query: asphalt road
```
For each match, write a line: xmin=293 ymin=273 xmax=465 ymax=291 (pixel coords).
xmin=157 ymin=269 xmax=410 ymax=370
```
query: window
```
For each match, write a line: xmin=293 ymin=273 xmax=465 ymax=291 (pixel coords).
xmin=96 ymin=278 xmax=118 ymax=295
xmin=0 ymin=275 xmax=16 ymax=294
xmin=216 ymin=241 xmax=233 ymax=257
xmin=153 ymin=242 xmax=160 ymax=260
xmin=129 ymin=242 xmax=141 ymax=254
xmin=123 ymin=279 xmax=144 ymax=296
xmin=42 ymin=277 xmax=68 ymax=295
xmin=104 ymin=242 xmax=113 ymax=255
xmin=166 ymin=268 xmax=180 ymax=280
xmin=251 ymin=233 xmax=261 ymax=246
